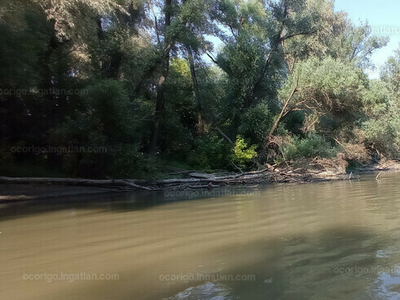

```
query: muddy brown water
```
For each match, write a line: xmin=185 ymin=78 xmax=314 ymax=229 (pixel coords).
xmin=2 ymin=172 xmax=400 ymax=299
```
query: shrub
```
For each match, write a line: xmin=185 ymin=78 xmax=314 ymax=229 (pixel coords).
xmin=282 ymin=134 xmax=338 ymax=160
xmin=108 ymin=144 xmax=157 ymax=179
xmin=238 ymin=103 xmax=272 ymax=144
xmin=363 ymin=117 xmax=400 ymax=158
xmin=231 ymin=136 xmax=257 ymax=168
xmin=188 ymin=134 xmax=232 ymax=170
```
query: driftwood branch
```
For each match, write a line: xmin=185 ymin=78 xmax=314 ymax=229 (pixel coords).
xmin=0 ymin=164 xmax=354 ymax=194
xmin=0 ymin=177 xmax=157 ymax=191
xmin=215 ymin=127 xmax=233 ymax=144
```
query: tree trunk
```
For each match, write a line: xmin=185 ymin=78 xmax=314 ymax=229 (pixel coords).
xmin=148 ymin=0 xmax=172 ymax=154
xmin=267 ymin=85 xmax=298 ymax=139
xmin=187 ymin=47 xmax=205 ymax=134
xmin=97 ymin=18 xmax=122 ymax=80
xmin=149 ymin=68 xmax=169 ymax=154
xmin=40 ymin=35 xmax=59 ymax=123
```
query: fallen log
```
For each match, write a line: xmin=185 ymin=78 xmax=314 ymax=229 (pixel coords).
xmin=0 ymin=176 xmax=157 ymax=191
xmin=188 ymin=173 xmax=216 ymax=179
xmin=0 ymin=167 xmax=355 ymax=194
xmin=155 ymin=169 xmax=270 ymax=185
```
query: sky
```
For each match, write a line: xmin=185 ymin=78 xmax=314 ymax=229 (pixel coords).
xmin=334 ymin=0 xmax=400 ymax=79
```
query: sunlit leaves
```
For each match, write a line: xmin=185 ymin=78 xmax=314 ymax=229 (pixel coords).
xmin=280 ymin=57 xmax=367 ymax=131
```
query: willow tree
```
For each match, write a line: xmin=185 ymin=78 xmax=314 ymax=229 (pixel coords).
xmin=269 ymin=57 xmax=367 ymax=139
xmin=205 ymin=0 xmax=342 ymax=142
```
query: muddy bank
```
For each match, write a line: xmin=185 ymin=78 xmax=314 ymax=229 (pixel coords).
xmin=0 ymin=158 xmax=350 ymax=202
xmin=353 ymin=159 xmax=400 ymax=172
xmin=0 ymin=184 xmax=119 ymax=203
xmin=2 ymin=158 xmax=400 ymax=203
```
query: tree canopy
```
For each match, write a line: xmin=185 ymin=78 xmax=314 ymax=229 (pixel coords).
xmin=0 ymin=0 xmax=398 ymax=178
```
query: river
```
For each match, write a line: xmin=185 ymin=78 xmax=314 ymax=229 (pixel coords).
xmin=2 ymin=172 xmax=400 ymax=299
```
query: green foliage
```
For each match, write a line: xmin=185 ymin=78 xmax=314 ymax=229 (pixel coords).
xmin=285 ymin=57 xmax=367 ymax=109
xmin=361 ymin=78 xmax=400 ymax=158
xmin=279 ymin=57 xmax=367 ymax=135
xmin=1 ymin=0 xmax=399 ymax=178
xmin=381 ymin=49 xmax=400 ymax=96
xmin=363 ymin=115 xmax=400 ymax=158
xmin=282 ymin=134 xmax=338 ymax=160
xmin=108 ymin=144 xmax=157 ymax=179
xmin=362 ymin=80 xmax=392 ymax=117
xmin=188 ymin=135 xmax=232 ymax=170
xmin=50 ymin=79 xmax=145 ymax=177
xmin=231 ymin=136 xmax=257 ymax=168
xmin=238 ymin=102 xmax=273 ymax=144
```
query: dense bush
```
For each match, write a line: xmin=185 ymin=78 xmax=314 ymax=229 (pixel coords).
xmin=108 ymin=145 xmax=157 ymax=179
xmin=282 ymin=134 xmax=338 ymax=160
xmin=238 ymin=103 xmax=273 ymax=145
xmin=231 ymin=136 xmax=257 ymax=169
xmin=363 ymin=117 xmax=400 ymax=158
xmin=362 ymin=79 xmax=400 ymax=158
xmin=50 ymin=80 xmax=146 ymax=177
xmin=188 ymin=134 xmax=232 ymax=171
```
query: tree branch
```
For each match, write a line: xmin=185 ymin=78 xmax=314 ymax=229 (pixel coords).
xmin=206 ymin=52 xmax=219 ymax=65
xmin=281 ymin=30 xmax=318 ymax=41
xmin=215 ymin=127 xmax=233 ymax=144
xmin=267 ymin=77 xmax=299 ymax=139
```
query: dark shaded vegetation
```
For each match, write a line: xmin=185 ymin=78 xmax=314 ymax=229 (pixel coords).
xmin=1 ymin=0 xmax=399 ymax=179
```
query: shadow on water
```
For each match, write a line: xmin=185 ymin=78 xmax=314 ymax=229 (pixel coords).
xmin=0 ymin=184 xmax=267 ymax=221
xmin=0 ymin=171 xmax=382 ymax=222
xmin=2 ymin=170 xmax=390 ymax=223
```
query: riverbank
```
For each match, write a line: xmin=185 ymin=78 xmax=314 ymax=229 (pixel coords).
xmin=1 ymin=159 xmax=400 ymax=203
xmin=0 ymin=184 xmax=119 ymax=203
